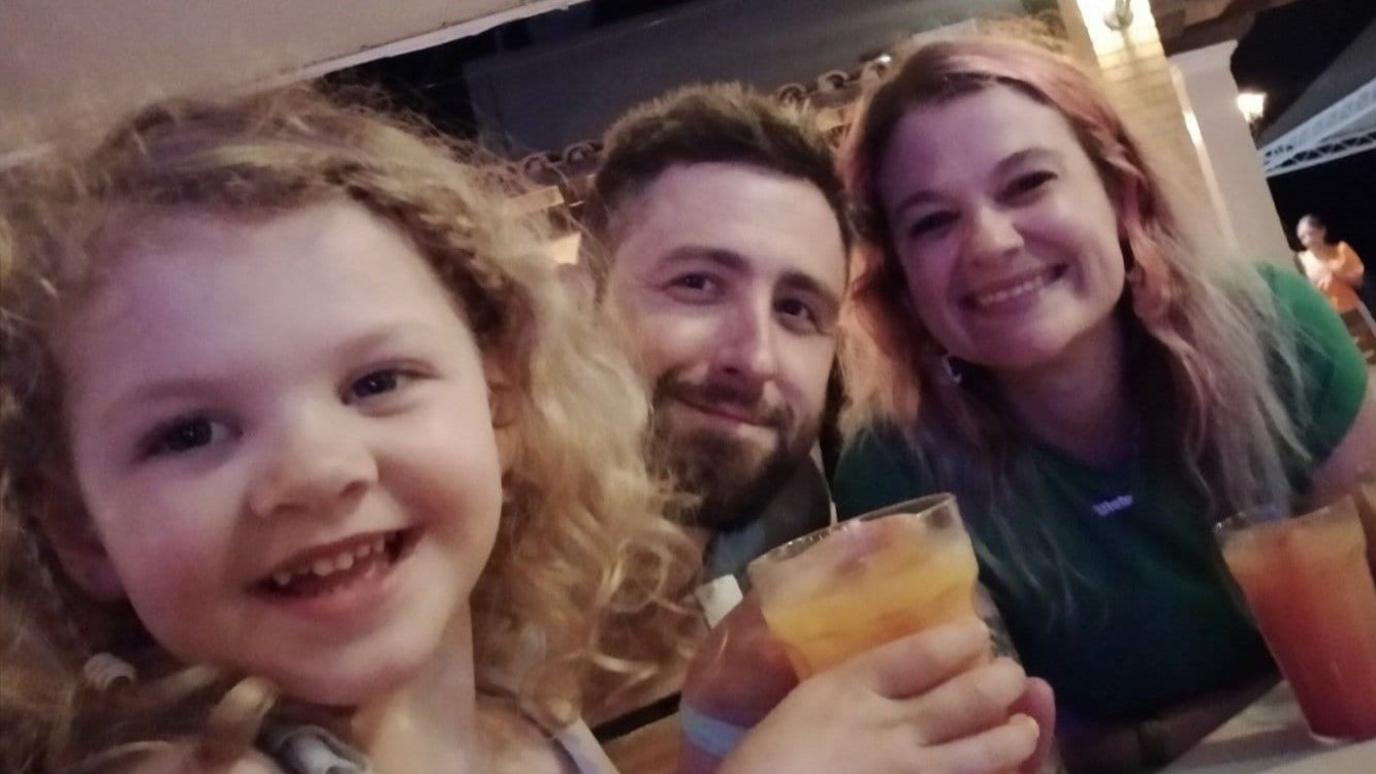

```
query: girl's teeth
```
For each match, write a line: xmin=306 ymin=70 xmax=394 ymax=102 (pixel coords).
xmin=267 ymin=532 xmax=402 ymax=591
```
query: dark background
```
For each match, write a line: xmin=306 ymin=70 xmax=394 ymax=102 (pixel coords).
xmin=335 ymin=0 xmax=1375 ymax=306
xmin=1233 ymin=0 xmax=1374 ymax=300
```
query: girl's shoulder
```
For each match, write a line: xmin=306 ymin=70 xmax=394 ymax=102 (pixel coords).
xmin=478 ymin=704 xmax=578 ymax=774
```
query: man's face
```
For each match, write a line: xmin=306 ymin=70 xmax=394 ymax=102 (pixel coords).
xmin=604 ymin=163 xmax=846 ymax=526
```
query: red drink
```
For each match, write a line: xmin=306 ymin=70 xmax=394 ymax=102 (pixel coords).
xmin=1220 ymin=501 xmax=1376 ymax=740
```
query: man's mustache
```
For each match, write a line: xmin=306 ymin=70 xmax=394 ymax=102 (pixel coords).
xmin=654 ymin=377 xmax=792 ymax=431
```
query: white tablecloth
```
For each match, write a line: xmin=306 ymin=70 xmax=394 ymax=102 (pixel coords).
xmin=1164 ymin=682 xmax=1376 ymax=773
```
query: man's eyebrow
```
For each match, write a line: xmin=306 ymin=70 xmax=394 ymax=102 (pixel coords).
xmin=655 ymin=245 xmax=749 ymax=272
xmin=778 ymin=271 xmax=842 ymax=314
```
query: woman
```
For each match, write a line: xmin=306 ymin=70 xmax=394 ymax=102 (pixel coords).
xmin=832 ymin=37 xmax=1376 ymax=770
xmin=1296 ymin=213 xmax=1366 ymax=314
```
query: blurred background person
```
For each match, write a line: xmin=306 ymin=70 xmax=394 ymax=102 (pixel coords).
xmin=1296 ymin=213 xmax=1367 ymax=314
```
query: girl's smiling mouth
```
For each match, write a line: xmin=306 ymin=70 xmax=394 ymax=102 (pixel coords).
xmin=256 ymin=528 xmax=420 ymax=598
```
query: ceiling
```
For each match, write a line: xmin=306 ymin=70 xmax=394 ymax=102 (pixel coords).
xmin=1151 ymin=0 xmax=1303 ymax=54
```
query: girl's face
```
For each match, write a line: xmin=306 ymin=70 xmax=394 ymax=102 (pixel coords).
xmin=876 ymin=85 xmax=1127 ymax=375
xmin=57 ymin=201 xmax=504 ymax=706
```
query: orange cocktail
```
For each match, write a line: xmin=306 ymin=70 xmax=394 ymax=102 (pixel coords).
xmin=748 ymin=494 xmax=980 ymax=678
xmin=1219 ymin=501 xmax=1376 ymax=740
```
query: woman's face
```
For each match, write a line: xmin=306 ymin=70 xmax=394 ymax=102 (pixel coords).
xmin=876 ymin=85 xmax=1128 ymax=375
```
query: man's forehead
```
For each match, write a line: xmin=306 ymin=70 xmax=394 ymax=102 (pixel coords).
xmin=610 ymin=162 xmax=847 ymax=291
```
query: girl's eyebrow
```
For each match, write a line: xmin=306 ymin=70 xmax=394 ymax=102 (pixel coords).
xmin=95 ymin=375 xmax=225 ymax=427
xmin=94 ymin=323 xmax=458 ymax=424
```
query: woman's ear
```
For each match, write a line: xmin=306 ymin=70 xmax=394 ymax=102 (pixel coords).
xmin=38 ymin=487 xmax=126 ymax=602
xmin=1114 ymin=180 xmax=1142 ymax=242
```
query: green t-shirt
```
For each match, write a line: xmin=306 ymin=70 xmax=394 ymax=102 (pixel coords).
xmin=833 ymin=268 xmax=1370 ymax=722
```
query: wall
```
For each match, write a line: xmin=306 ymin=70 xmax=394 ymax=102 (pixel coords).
xmin=0 ymin=0 xmax=586 ymax=153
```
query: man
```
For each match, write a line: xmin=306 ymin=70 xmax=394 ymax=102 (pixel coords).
xmin=586 ymin=84 xmax=849 ymax=586
xmin=582 ymin=86 xmax=1056 ymax=774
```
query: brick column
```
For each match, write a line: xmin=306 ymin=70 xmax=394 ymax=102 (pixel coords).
xmin=1056 ymin=0 xmax=1225 ymax=247
xmin=1170 ymin=41 xmax=1292 ymax=265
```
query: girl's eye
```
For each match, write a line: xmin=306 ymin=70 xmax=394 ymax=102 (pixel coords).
xmin=142 ymin=416 xmax=231 ymax=458
xmin=346 ymin=369 xmax=408 ymax=402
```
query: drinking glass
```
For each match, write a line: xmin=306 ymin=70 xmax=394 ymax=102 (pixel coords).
xmin=1217 ymin=500 xmax=1376 ymax=741
xmin=747 ymin=493 xmax=981 ymax=678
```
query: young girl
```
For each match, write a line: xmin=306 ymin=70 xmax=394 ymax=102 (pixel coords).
xmin=833 ymin=36 xmax=1376 ymax=769
xmin=0 ymin=87 xmax=700 ymax=772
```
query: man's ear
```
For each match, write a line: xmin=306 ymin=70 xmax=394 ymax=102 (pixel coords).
xmin=38 ymin=486 xmax=126 ymax=602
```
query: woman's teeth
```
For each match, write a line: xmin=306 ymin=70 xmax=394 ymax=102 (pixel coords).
xmin=972 ymin=273 xmax=1052 ymax=308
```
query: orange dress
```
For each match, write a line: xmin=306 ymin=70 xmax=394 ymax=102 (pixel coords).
xmin=1298 ymin=241 xmax=1366 ymax=313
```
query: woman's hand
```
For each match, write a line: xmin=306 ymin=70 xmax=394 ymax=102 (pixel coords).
xmin=717 ymin=619 xmax=1046 ymax=774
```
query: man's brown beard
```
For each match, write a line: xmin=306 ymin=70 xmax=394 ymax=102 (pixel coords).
xmin=649 ymin=376 xmax=814 ymax=528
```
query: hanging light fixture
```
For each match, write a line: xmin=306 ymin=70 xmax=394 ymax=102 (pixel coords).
xmin=1237 ymin=92 xmax=1267 ymax=124
xmin=1104 ymin=0 xmax=1134 ymax=31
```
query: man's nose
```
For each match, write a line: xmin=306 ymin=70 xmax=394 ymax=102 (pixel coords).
xmin=246 ymin=406 xmax=377 ymax=520
xmin=711 ymin=300 xmax=780 ymax=393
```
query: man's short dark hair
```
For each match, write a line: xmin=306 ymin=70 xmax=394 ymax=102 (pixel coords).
xmin=585 ymin=83 xmax=851 ymax=288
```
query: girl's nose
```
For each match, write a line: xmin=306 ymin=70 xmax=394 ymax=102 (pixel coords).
xmin=246 ymin=408 xmax=377 ymax=520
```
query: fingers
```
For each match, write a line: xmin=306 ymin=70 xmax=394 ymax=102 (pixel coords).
xmin=847 ymin=618 xmax=990 ymax=698
xmin=923 ymin=713 xmax=1042 ymax=774
xmin=901 ymin=658 xmax=1029 ymax=745
xmin=1013 ymin=678 xmax=1058 ymax=774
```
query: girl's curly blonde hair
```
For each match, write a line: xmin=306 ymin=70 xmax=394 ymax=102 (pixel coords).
xmin=0 ymin=86 xmax=699 ymax=771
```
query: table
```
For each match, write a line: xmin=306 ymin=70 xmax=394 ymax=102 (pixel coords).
xmin=1164 ymin=682 xmax=1376 ymax=773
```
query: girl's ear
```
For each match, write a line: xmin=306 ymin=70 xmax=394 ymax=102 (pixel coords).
xmin=39 ymin=489 xmax=126 ymax=602
xmin=483 ymin=354 xmax=519 ymax=474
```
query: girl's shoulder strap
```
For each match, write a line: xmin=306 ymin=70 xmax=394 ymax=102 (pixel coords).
xmin=258 ymin=723 xmax=371 ymax=774
xmin=550 ymin=718 xmax=619 ymax=774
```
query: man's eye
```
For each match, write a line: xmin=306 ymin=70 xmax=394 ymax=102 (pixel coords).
xmin=346 ymin=369 xmax=407 ymax=402
xmin=777 ymin=298 xmax=817 ymax=323
xmin=142 ymin=416 xmax=229 ymax=457
xmin=670 ymin=274 xmax=718 ymax=293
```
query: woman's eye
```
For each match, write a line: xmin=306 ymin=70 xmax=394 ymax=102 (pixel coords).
xmin=346 ymin=369 xmax=408 ymax=402
xmin=1006 ymin=171 xmax=1056 ymax=198
xmin=907 ymin=212 xmax=956 ymax=238
xmin=142 ymin=416 xmax=230 ymax=457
